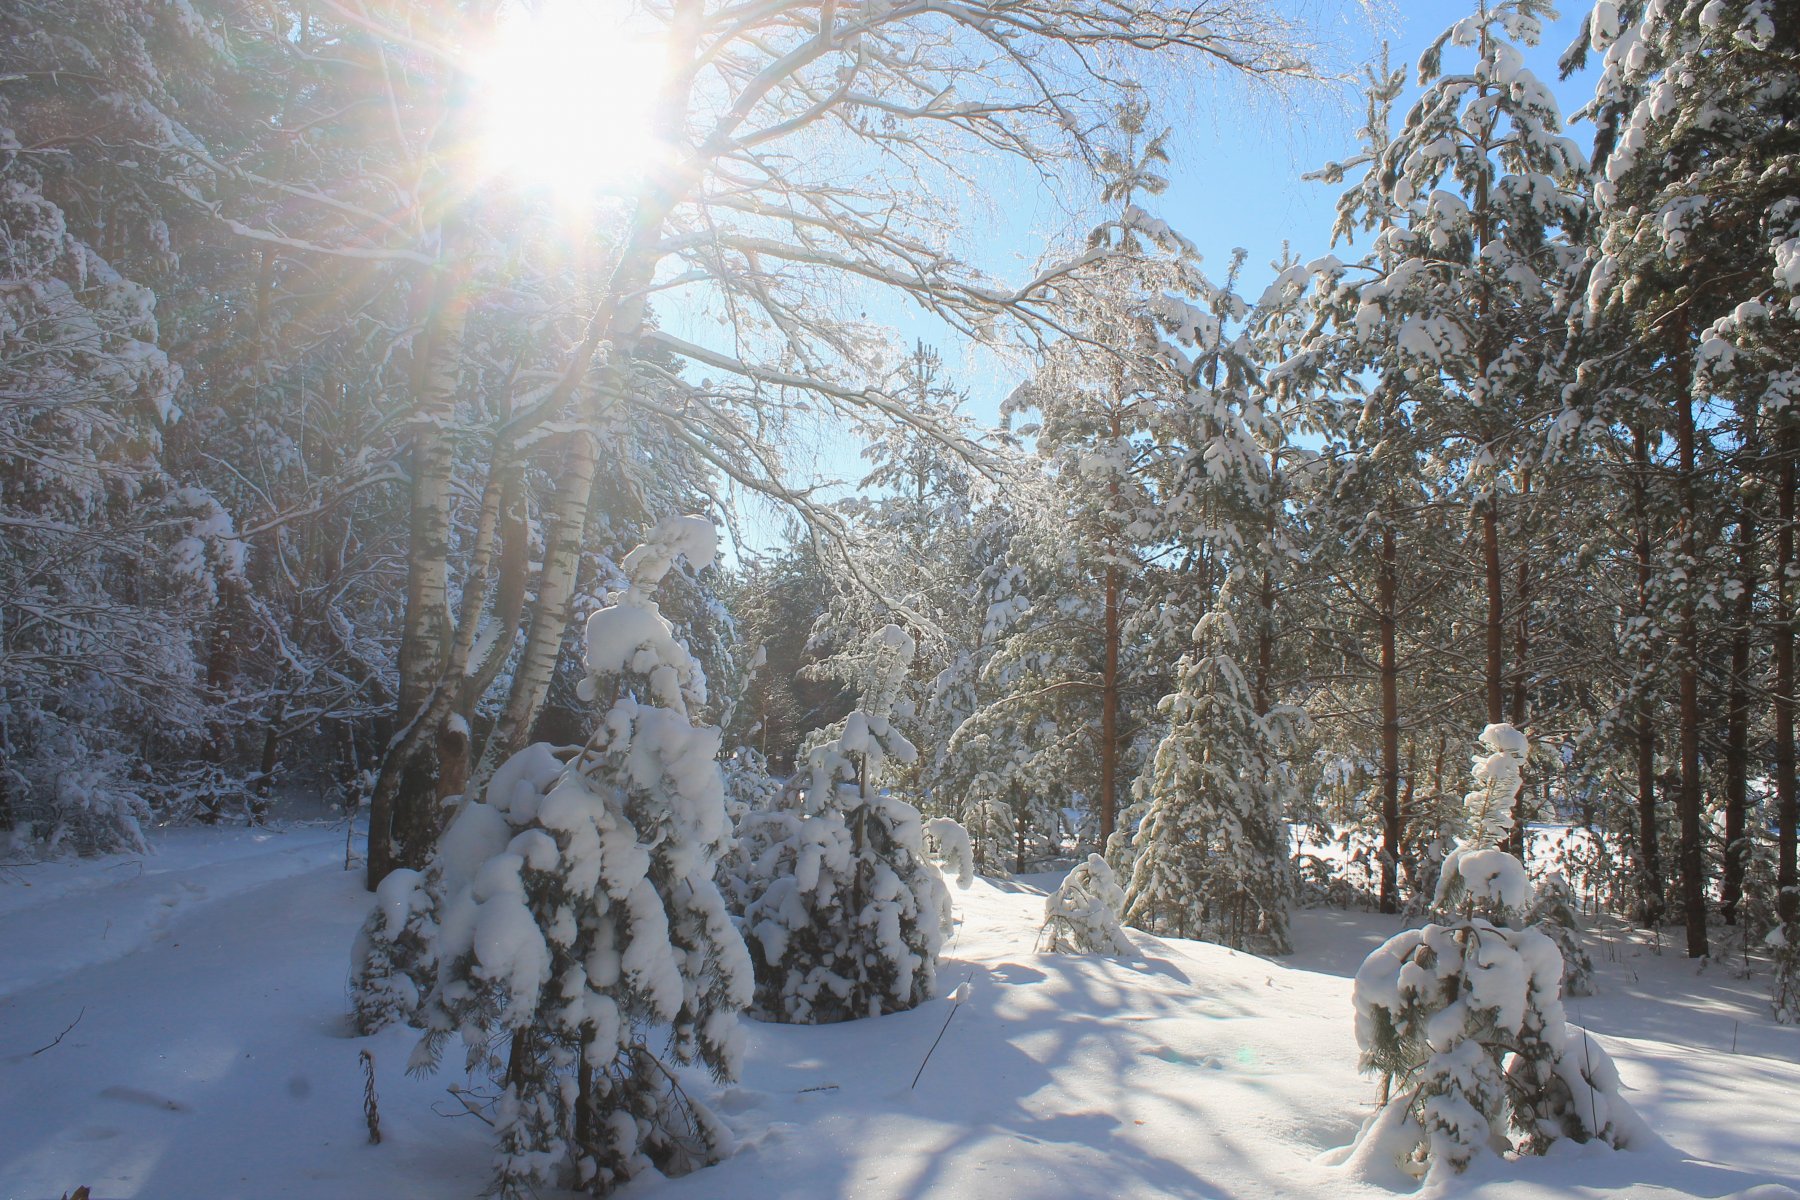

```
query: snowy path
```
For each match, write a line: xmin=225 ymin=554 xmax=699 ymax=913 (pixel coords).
xmin=0 ymin=829 xmax=489 ymax=1200
xmin=2 ymin=832 xmax=1798 ymax=1200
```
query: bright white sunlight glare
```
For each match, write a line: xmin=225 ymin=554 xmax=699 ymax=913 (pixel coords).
xmin=472 ymin=1 xmax=666 ymax=197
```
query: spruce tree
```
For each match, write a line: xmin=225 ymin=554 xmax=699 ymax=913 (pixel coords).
xmin=1041 ymin=854 xmax=1135 ymax=955
xmin=737 ymin=625 xmax=948 ymax=1023
xmin=360 ymin=517 xmax=752 ymax=1197
xmin=1344 ymin=725 xmax=1646 ymax=1184
xmin=1124 ymin=573 xmax=1300 ymax=954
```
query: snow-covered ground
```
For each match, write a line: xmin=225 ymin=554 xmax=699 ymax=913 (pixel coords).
xmin=2 ymin=827 xmax=1796 ymax=1200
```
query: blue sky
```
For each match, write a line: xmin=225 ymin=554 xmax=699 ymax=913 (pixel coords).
xmin=720 ymin=1 xmax=1603 ymax=559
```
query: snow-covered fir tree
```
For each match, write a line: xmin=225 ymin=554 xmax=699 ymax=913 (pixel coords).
xmin=1040 ymin=853 xmax=1134 ymax=955
xmin=1343 ymin=724 xmax=1645 ymax=1185
xmin=736 ymin=624 xmax=947 ymax=1023
xmin=924 ymin=816 xmax=976 ymax=889
xmin=1123 ymin=572 xmax=1301 ymax=954
xmin=0 ymin=38 xmax=244 ymax=852
xmin=358 ymin=516 xmax=751 ymax=1197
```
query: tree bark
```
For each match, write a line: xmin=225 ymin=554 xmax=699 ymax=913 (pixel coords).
xmin=1631 ymin=423 xmax=1664 ymax=926
xmin=1507 ymin=468 xmax=1532 ymax=857
xmin=1778 ymin=423 xmax=1798 ymax=924
xmin=369 ymin=241 xmax=471 ymax=887
xmin=1483 ymin=498 xmax=1504 ymax=727
xmin=1722 ymin=456 xmax=1756 ymax=925
xmin=1378 ymin=525 xmax=1401 ymax=914
xmin=1674 ymin=341 xmax=1709 ymax=958
xmin=1099 ymin=559 xmax=1121 ymax=848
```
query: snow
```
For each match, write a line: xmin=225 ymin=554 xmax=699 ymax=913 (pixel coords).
xmin=923 ymin=816 xmax=974 ymax=888
xmin=3 ymin=828 xmax=1799 ymax=1198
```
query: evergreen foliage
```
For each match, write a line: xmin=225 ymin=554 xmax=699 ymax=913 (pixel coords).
xmin=1040 ymin=854 xmax=1134 ymax=955
xmin=1346 ymin=725 xmax=1646 ymax=1184
xmin=355 ymin=519 xmax=751 ymax=1197
xmin=736 ymin=625 xmax=947 ymax=1024
xmin=1123 ymin=578 xmax=1300 ymax=954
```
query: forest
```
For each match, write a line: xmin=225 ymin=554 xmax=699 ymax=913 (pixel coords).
xmin=1 ymin=0 xmax=1798 ymax=1198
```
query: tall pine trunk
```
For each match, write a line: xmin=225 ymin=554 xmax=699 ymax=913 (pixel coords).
xmin=1483 ymin=499 xmax=1504 ymax=728
xmin=1778 ymin=424 xmax=1798 ymax=924
xmin=1099 ymin=560 xmax=1121 ymax=848
xmin=1722 ymin=441 xmax=1756 ymax=925
xmin=1632 ymin=423 xmax=1664 ymax=926
xmin=1507 ymin=468 xmax=1531 ymax=857
xmin=1674 ymin=342 xmax=1709 ymax=959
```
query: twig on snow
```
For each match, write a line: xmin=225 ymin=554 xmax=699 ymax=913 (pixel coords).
xmin=31 ymin=1007 xmax=86 ymax=1056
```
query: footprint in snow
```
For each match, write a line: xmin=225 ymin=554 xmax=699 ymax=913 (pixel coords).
xmin=1142 ymin=1044 xmax=1222 ymax=1068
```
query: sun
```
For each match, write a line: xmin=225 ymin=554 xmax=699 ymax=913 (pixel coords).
xmin=470 ymin=2 xmax=667 ymax=197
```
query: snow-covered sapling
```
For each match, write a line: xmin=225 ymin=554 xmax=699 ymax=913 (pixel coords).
xmin=349 ymin=866 xmax=433 ymax=1034
xmin=1039 ymin=853 xmax=1133 ymax=955
xmin=925 ymin=816 xmax=975 ymax=888
xmin=737 ymin=624 xmax=947 ymax=1023
xmin=363 ymin=516 xmax=752 ymax=1198
xmin=1527 ymin=870 xmax=1596 ymax=998
xmin=1344 ymin=724 xmax=1646 ymax=1186
xmin=1123 ymin=596 xmax=1299 ymax=954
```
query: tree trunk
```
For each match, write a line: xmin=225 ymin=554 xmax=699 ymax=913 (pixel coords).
xmin=369 ymin=245 xmax=471 ymax=888
xmin=1722 ymin=470 xmax=1756 ymax=925
xmin=1256 ymin=565 xmax=1275 ymax=716
xmin=435 ymin=716 xmax=471 ymax=808
xmin=1778 ymin=423 xmax=1798 ymax=924
xmin=1632 ymin=424 xmax=1664 ymax=927
xmin=1099 ymin=559 xmax=1121 ymax=849
xmin=1378 ymin=525 xmax=1401 ymax=914
xmin=1506 ymin=472 xmax=1532 ymax=858
xmin=1674 ymin=344 xmax=1709 ymax=959
xmin=479 ymin=426 xmax=604 ymax=774
xmin=1483 ymin=498 xmax=1504 ymax=727
xmin=1014 ymin=780 xmax=1027 ymax=874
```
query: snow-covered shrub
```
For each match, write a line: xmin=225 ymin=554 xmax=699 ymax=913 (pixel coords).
xmin=143 ymin=762 xmax=261 ymax=827
xmin=364 ymin=517 xmax=752 ymax=1197
xmin=925 ymin=816 xmax=975 ymax=888
xmin=1344 ymin=724 xmax=1646 ymax=1185
xmin=1039 ymin=853 xmax=1133 ymax=955
xmin=720 ymin=745 xmax=780 ymax=826
xmin=349 ymin=867 xmax=432 ymax=1034
xmin=1528 ymin=870 xmax=1596 ymax=998
xmin=737 ymin=626 xmax=946 ymax=1023
xmin=1 ymin=732 xmax=153 ymax=857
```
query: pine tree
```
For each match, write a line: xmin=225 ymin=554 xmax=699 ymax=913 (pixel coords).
xmin=1040 ymin=854 xmax=1134 ymax=955
xmin=368 ymin=517 xmax=751 ymax=1197
xmin=0 ymin=8 xmax=239 ymax=850
xmin=1124 ymin=574 xmax=1300 ymax=954
xmin=1573 ymin=0 xmax=1800 ymax=960
xmin=1344 ymin=725 xmax=1645 ymax=1184
xmin=737 ymin=625 xmax=948 ymax=1023
xmin=1527 ymin=870 xmax=1597 ymax=998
